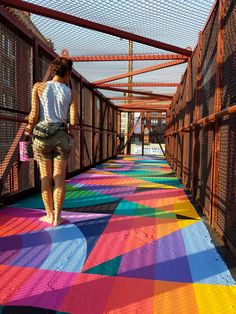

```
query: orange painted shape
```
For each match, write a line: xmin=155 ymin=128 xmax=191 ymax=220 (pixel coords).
xmin=0 ymin=207 xmax=49 ymax=236
xmin=87 ymin=169 xmax=121 ymax=176
xmin=104 ymin=276 xmax=154 ymax=313
xmin=125 ymin=189 xmax=185 ymax=210
xmin=124 ymin=216 xmax=182 ymax=253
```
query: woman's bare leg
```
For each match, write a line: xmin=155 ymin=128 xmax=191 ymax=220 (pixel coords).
xmin=53 ymin=158 xmax=67 ymax=226
xmin=38 ymin=159 xmax=54 ymax=224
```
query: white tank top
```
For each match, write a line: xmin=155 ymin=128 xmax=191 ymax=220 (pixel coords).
xmin=38 ymin=80 xmax=72 ymax=123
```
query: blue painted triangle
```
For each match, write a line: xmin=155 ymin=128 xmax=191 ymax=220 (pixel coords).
xmin=74 ymin=215 xmax=111 ymax=258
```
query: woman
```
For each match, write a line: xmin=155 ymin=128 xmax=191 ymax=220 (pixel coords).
xmin=25 ymin=57 xmax=78 ymax=226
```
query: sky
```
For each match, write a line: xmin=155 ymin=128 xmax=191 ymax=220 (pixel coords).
xmin=24 ymin=0 xmax=215 ymax=100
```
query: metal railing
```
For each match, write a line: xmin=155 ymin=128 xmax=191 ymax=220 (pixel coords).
xmin=165 ymin=0 xmax=236 ymax=255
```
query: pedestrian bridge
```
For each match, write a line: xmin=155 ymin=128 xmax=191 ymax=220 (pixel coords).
xmin=0 ymin=155 xmax=236 ymax=313
xmin=0 ymin=1 xmax=236 ymax=313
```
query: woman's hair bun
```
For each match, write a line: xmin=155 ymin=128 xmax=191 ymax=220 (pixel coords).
xmin=50 ymin=57 xmax=73 ymax=77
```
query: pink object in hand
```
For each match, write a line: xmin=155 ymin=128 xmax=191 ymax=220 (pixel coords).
xmin=19 ymin=141 xmax=33 ymax=161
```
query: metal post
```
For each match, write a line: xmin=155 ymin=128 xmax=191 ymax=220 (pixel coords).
xmin=127 ymin=40 xmax=133 ymax=155
xmin=183 ymin=62 xmax=191 ymax=186
xmin=177 ymin=77 xmax=183 ymax=178
xmin=191 ymin=32 xmax=202 ymax=197
xmin=117 ymin=111 xmax=121 ymax=154
xmin=80 ymin=78 xmax=84 ymax=168
xmin=33 ymin=38 xmax=40 ymax=190
xmin=99 ymin=95 xmax=103 ymax=162
xmin=211 ymin=0 xmax=224 ymax=227
xmin=170 ymin=99 xmax=174 ymax=166
xmin=107 ymin=103 xmax=109 ymax=159
xmin=141 ymin=113 xmax=144 ymax=156
xmin=92 ymin=92 xmax=95 ymax=165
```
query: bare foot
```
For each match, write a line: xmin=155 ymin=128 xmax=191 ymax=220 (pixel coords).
xmin=39 ymin=215 xmax=54 ymax=224
xmin=53 ymin=217 xmax=65 ymax=227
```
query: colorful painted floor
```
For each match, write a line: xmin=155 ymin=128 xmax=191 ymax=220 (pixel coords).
xmin=0 ymin=155 xmax=236 ymax=314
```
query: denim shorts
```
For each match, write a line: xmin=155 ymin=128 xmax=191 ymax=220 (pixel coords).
xmin=33 ymin=129 xmax=71 ymax=161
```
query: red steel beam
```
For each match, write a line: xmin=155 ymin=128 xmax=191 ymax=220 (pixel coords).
xmin=118 ymin=103 xmax=170 ymax=108
xmin=118 ymin=106 xmax=170 ymax=111
xmin=118 ymin=108 xmax=168 ymax=112
xmin=93 ymin=60 xmax=186 ymax=84
xmin=109 ymin=96 xmax=164 ymax=101
xmin=117 ymin=101 xmax=171 ymax=107
xmin=94 ymin=85 xmax=173 ymax=98
xmin=0 ymin=0 xmax=192 ymax=57
xmin=67 ymin=54 xmax=188 ymax=62
xmin=97 ymin=82 xmax=179 ymax=88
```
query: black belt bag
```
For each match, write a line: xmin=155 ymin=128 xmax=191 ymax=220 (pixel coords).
xmin=33 ymin=122 xmax=66 ymax=139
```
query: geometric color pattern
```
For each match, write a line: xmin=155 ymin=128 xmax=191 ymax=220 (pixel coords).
xmin=0 ymin=155 xmax=236 ymax=313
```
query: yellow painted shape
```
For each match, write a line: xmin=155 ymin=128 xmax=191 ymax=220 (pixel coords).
xmin=133 ymin=195 xmax=191 ymax=210
xmin=173 ymin=201 xmax=200 ymax=219
xmin=87 ymin=170 xmax=120 ymax=176
xmin=154 ymin=195 xmax=186 ymax=208
xmin=137 ymin=182 xmax=178 ymax=189
xmin=193 ymin=283 xmax=236 ymax=313
xmin=153 ymin=280 xmax=199 ymax=314
xmin=178 ymin=219 xmax=200 ymax=229
xmin=155 ymin=218 xmax=183 ymax=239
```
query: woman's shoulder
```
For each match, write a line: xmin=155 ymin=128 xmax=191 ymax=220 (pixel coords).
xmin=33 ymin=81 xmax=47 ymax=89
xmin=33 ymin=81 xmax=47 ymax=95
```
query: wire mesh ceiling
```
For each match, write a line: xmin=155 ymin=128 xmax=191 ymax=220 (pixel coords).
xmin=3 ymin=0 xmax=215 ymax=104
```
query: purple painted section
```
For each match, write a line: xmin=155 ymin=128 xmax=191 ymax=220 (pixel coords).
xmin=118 ymin=241 xmax=156 ymax=280
xmin=0 ymin=234 xmax=22 ymax=265
xmin=155 ymin=230 xmax=193 ymax=282
xmin=117 ymin=230 xmax=192 ymax=282
xmin=61 ymin=211 xmax=111 ymax=223
xmin=10 ymin=230 xmax=51 ymax=268
xmin=66 ymin=173 xmax=94 ymax=180
xmin=1 ymin=207 xmax=42 ymax=218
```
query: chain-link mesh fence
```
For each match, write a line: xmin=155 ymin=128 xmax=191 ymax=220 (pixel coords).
xmin=165 ymin=0 xmax=236 ymax=253
xmin=0 ymin=8 xmax=117 ymax=203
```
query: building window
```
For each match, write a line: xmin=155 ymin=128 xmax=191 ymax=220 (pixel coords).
xmin=151 ymin=119 xmax=158 ymax=125
xmin=162 ymin=118 xmax=166 ymax=125
xmin=2 ymin=94 xmax=6 ymax=107
xmin=2 ymin=94 xmax=14 ymax=109
xmin=8 ymin=95 xmax=14 ymax=109
xmin=2 ymin=34 xmax=15 ymax=59
xmin=152 ymin=112 xmax=157 ymax=116
xmin=3 ymin=64 xmax=11 ymax=86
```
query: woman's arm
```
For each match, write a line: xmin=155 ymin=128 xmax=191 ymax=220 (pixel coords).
xmin=69 ymin=85 xmax=78 ymax=129
xmin=25 ymin=82 xmax=40 ymax=135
